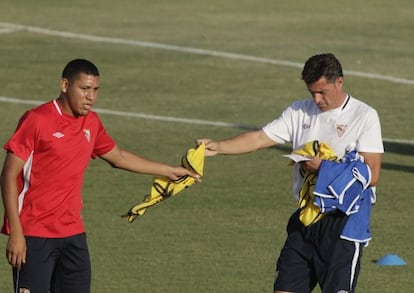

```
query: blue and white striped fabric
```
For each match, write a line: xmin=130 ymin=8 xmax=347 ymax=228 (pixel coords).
xmin=313 ymin=159 xmax=375 ymax=246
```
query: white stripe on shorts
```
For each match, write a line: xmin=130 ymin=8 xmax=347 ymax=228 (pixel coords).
xmin=350 ymin=242 xmax=360 ymax=290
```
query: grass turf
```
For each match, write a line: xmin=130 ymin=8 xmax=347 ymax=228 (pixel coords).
xmin=1 ymin=1 xmax=413 ymax=292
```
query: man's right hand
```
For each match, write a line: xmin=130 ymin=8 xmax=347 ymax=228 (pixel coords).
xmin=197 ymin=139 xmax=219 ymax=157
xmin=6 ymin=232 xmax=26 ymax=269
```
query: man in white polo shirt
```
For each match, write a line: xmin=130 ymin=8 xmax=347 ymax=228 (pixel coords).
xmin=198 ymin=53 xmax=383 ymax=293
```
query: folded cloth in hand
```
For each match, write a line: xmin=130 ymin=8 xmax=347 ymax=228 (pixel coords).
xmin=122 ymin=143 xmax=205 ymax=222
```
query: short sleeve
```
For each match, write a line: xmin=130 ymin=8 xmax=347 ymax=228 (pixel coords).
xmin=262 ymin=106 xmax=294 ymax=144
xmin=91 ymin=118 xmax=116 ymax=159
xmin=4 ymin=111 xmax=39 ymax=161
xmin=356 ymin=109 xmax=384 ymax=153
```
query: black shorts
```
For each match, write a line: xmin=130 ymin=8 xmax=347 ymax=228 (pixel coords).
xmin=274 ymin=209 xmax=363 ymax=293
xmin=14 ymin=233 xmax=91 ymax=293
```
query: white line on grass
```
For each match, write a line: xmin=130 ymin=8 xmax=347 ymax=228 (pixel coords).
xmin=1 ymin=96 xmax=413 ymax=145
xmin=0 ymin=96 xmax=245 ymax=128
xmin=1 ymin=22 xmax=414 ymax=86
xmin=0 ymin=27 xmax=21 ymax=34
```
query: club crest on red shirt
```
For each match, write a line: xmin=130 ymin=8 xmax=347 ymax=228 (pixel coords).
xmin=83 ymin=129 xmax=91 ymax=142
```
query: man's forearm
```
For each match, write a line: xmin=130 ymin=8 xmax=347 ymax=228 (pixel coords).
xmin=216 ymin=130 xmax=276 ymax=155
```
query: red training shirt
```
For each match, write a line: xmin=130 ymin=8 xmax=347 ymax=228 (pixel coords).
xmin=1 ymin=100 xmax=116 ymax=237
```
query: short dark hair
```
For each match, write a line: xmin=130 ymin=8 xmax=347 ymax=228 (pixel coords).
xmin=301 ymin=53 xmax=343 ymax=84
xmin=61 ymin=59 xmax=100 ymax=80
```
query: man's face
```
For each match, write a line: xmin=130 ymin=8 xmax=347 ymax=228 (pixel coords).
xmin=61 ymin=73 xmax=100 ymax=117
xmin=307 ymin=76 xmax=344 ymax=112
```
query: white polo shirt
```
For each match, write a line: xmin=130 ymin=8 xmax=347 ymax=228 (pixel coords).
xmin=262 ymin=95 xmax=384 ymax=198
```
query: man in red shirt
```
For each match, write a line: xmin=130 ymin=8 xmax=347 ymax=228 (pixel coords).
xmin=1 ymin=59 xmax=198 ymax=293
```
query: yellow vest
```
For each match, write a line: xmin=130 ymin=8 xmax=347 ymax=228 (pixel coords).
xmin=291 ymin=141 xmax=338 ymax=226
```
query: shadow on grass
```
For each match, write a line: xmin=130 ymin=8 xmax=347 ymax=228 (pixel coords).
xmin=383 ymin=141 xmax=413 ymax=156
xmin=381 ymin=162 xmax=414 ymax=173
xmin=382 ymin=141 xmax=414 ymax=174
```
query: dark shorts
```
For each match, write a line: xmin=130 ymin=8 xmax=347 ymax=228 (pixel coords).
xmin=14 ymin=233 xmax=91 ymax=293
xmin=274 ymin=209 xmax=363 ymax=293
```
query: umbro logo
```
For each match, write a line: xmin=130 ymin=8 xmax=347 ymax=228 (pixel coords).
xmin=53 ymin=132 xmax=64 ymax=138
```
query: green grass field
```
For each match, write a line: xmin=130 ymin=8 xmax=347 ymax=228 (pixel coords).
xmin=1 ymin=0 xmax=413 ymax=292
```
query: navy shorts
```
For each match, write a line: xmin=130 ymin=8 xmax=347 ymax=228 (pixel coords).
xmin=14 ymin=233 xmax=91 ymax=293
xmin=274 ymin=209 xmax=363 ymax=293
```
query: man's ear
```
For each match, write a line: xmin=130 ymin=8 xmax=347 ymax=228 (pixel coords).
xmin=60 ymin=78 xmax=69 ymax=93
xmin=336 ymin=76 xmax=344 ymax=88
